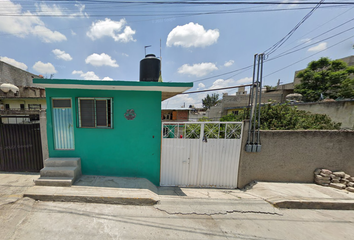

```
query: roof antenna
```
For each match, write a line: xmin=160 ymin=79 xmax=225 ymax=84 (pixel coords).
xmin=144 ymin=45 xmax=151 ymax=56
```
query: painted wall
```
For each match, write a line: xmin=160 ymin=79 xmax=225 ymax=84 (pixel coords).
xmin=46 ymin=89 xmax=162 ymax=185
xmin=294 ymin=101 xmax=354 ymax=130
xmin=238 ymin=121 xmax=354 ymax=188
xmin=1 ymin=98 xmax=47 ymax=109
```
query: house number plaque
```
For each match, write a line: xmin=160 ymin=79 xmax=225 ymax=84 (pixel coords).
xmin=124 ymin=109 xmax=136 ymax=120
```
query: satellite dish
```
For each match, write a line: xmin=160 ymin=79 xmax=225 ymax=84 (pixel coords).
xmin=0 ymin=83 xmax=19 ymax=93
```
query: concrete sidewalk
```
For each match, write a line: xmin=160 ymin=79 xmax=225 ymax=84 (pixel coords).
xmin=24 ymin=175 xmax=160 ymax=206
xmin=12 ymin=174 xmax=354 ymax=210
xmin=244 ymin=181 xmax=354 ymax=210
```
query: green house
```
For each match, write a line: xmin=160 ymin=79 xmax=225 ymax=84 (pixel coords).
xmin=33 ymin=79 xmax=192 ymax=186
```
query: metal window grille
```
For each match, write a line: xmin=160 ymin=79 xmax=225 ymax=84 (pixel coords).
xmin=162 ymin=122 xmax=242 ymax=139
xmin=77 ymin=98 xmax=113 ymax=129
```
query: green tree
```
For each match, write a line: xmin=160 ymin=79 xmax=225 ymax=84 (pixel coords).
xmin=220 ymin=104 xmax=341 ymax=130
xmin=202 ymin=93 xmax=219 ymax=110
xmin=294 ymin=57 xmax=354 ymax=102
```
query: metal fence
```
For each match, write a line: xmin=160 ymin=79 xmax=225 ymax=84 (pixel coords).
xmin=0 ymin=118 xmax=43 ymax=172
xmin=162 ymin=122 xmax=242 ymax=139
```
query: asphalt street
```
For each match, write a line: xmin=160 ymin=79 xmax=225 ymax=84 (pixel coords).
xmin=1 ymin=173 xmax=353 ymax=240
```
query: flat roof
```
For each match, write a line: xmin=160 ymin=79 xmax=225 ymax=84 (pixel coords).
xmin=162 ymin=108 xmax=192 ymax=111
xmin=33 ymin=79 xmax=193 ymax=101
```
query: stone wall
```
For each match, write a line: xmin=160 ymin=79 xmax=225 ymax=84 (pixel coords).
xmin=238 ymin=122 xmax=354 ymax=188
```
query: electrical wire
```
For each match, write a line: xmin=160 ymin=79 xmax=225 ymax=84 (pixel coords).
xmin=0 ymin=3 xmax=347 ymax=18
xmin=191 ymin=14 xmax=354 ymax=86
xmin=263 ymin=33 xmax=354 ymax=78
xmin=264 ymin=0 xmax=325 ymax=57
xmin=183 ymin=33 xmax=354 ymax=95
xmin=181 ymin=84 xmax=253 ymax=94
xmin=10 ymin=1 xmax=354 ymax=5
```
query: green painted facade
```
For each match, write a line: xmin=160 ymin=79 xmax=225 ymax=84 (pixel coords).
xmin=46 ymin=88 xmax=162 ymax=185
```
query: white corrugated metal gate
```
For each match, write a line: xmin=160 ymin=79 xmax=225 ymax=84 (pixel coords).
xmin=160 ymin=122 xmax=243 ymax=188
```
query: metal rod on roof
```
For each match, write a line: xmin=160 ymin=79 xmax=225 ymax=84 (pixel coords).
xmin=144 ymin=45 xmax=151 ymax=56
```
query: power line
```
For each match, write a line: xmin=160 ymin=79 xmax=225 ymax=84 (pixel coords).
xmin=263 ymin=33 xmax=354 ymax=78
xmin=181 ymin=32 xmax=353 ymax=95
xmin=264 ymin=0 xmax=325 ymax=57
xmin=269 ymin=24 xmax=354 ymax=61
xmin=281 ymin=5 xmax=354 ymax=48
xmin=192 ymin=65 xmax=253 ymax=83
xmin=0 ymin=4 xmax=347 ymax=17
xmin=14 ymin=1 xmax=354 ymax=5
xmin=191 ymin=13 xmax=354 ymax=85
xmin=181 ymin=84 xmax=253 ymax=94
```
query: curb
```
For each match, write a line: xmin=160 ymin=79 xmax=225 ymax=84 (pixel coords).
xmin=23 ymin=193 xmax=159 ymax=206
xmin=272 ymin=200 xmax=354 ymax=210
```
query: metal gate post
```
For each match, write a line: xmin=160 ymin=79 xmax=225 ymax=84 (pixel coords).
xmin=40 ymin=110 xmax=49 ymax=164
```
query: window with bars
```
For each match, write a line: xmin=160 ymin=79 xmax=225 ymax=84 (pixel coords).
xmin=77 ymin=98 xmax=112 ymax=128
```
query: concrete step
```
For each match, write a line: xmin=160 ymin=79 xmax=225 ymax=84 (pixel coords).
xmin=40 ymin=167 xmax=77 ymax=178
xmin=44 ymin=158 xmax=81 ymax=168
xmin=34 ymin=177 xmax=73 ymax=187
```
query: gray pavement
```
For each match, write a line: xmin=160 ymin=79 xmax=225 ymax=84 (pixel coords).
xmin=21 ymin=174 xmax=354 ymax=210
xmin=244 ymin=181 xmax=354 ymax=210
xmin=1 ymin=172 xmax=354 ymax=239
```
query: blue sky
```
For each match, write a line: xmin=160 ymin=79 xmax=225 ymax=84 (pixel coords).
xmin=1 ymin=0 xmax=353 ymax=108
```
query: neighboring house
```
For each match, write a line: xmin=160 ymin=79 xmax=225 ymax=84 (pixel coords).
xmin=161 ymin=108 xmax=191 ymax=122
xmin=0 ymin=60 xmax=46 ymax=123
xmin=33 ymin=78 xmax=192 ymax=186
xmin=208 ymin=84 xmax=294 ymax=120
xmin=189 ymin=108 xmax=208 ymax=122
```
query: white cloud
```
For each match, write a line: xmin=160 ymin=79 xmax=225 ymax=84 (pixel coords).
xmin=0 ymin=56 xmax=27 ymax=70
xmin=0 ymin=0 xmax=67 ymax=43
xmin=178 ymin=62 xmax=218 ymax=77
xmin=85 ymin=53 xmax=119 ymax=67
xmin=209 ymin=78 xmax=235 ymax=90
xmin=35 ymin=2 xmax=88 ymax=18
xmin=198 ymin=83 xmax=205 ymax=89
xmin=224 ymin=60 xmax=234 ymax=67
xmin=279 ymin=0 xmax=299 ymax=8
xmin=162 ymin=77 xmax=252 ymax=109
xmin=299 ymin=38 xmax=311 ymax=44
xmin=33 ymin=61 xmax=57 ymax=74
xmin=236 ymin=77 xmax=252 ymax=84
xmin=71 ymin=30 xmax=77 ymax=36
xmin=166 ymin=22 xmax=219 ymax=48
xmin=208 ymin=77 xmax=251 ymax=95
xmin=87 ymin=18 xmax=136 ymax=42
xmin=308 ymin=42 xmax=327 ymax=52
xmin=72 ymin=70 xmax=112 ymax=80
xmin=71 ymin=3 xmax=89 ymax=18
xmin=122 ymin=53 xmax=129 ymax=57
xmin=52 ymin=49 xmax=72 ymax=61
xmin=162 ymin=93 xmax=203 ymax=109
xmin=35 ymin=2 xmax=63 ymax=16
xmin=32 ymin=25 xmax=67 ymax=43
